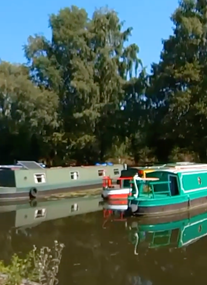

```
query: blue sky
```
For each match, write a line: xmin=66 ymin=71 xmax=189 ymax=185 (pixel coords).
xmin=1 ymin=0 xmax=178 ymax=72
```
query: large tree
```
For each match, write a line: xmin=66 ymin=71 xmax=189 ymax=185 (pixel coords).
xmin=24 ymin=6 xmax=144 ymax=163
xmin=148 ymin=0 xmax=207 ymax=161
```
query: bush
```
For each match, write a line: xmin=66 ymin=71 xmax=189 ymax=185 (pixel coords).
xmin=168 ymin=147 xmax=199 ymax=162
xmin=0 ymin=240 xmax=64 ymax=285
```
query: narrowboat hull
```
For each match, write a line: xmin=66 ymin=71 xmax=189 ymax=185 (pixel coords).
xmin=102 ymin=188 xmax=131 ymax=200
xmin=103 ymin=200 xmax=128 ymax=211
xmin=0 ymin=182 xmax=103 ymax=201
xmin=104 ymin=204 xmax=128 ymax=211
xmin=129 ymin=192 xmax=207 ymax=215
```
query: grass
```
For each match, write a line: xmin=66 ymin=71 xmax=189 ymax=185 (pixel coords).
xmin=49 ymin=188 xmax=101 ymax=199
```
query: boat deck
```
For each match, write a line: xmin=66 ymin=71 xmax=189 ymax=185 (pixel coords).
xmin=129 ymin=193 xmax=169 ymax=200
xmin=140 ymin=193 xmax=168 ymax=198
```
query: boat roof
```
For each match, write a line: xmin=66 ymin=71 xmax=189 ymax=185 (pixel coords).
xmin=132 ymin=164 xmax=166 ymax=170
xmin=133 ymin=162 xmax=202 ymax=170
xmin=152 ymin=163 xmax=207 ymax=174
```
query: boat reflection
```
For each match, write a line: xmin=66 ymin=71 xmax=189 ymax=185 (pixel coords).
xmin=102 ymin=202 xmax=207 ymax=255
xmin=127 ymin=207 xmax=207 ymax=255
xmin=0 ymin=195 xmax=103 ymax=233
xmin=102 ymin=201 xmax=129 ymax=229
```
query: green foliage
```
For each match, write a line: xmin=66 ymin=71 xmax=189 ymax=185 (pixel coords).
xmin=1 ymin=1 xmax=207 ymax=164
xmin=0 ymin=240 xmax=64 ymax=285
xmin=24 ymin=6 xmax=144 ymax=163
xmin=148 ymin=0 xmax=207 ymax=162
xmin=168 ymin=147 xmax=199 ymax=162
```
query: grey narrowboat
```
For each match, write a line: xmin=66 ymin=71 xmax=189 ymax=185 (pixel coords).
xmin=0 ymin=161 xmax=124 ymax=201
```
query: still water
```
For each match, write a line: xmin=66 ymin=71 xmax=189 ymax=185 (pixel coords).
xmin=0 ymin=195 xmax=207 ymax=285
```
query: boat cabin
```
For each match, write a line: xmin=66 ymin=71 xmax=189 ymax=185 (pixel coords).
xmin=128 ymin=163 xmax=207 ymax=215
xmin=130 ymin=163 xmax=207 ymax=198
xmin=131 ymin=164 xmax=207 ymax=197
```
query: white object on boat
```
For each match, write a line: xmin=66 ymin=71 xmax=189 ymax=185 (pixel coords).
xmin=102 ymin=188 xmax=131 ymax=198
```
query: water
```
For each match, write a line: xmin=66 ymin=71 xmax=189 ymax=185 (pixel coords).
xmin=0 ymin=196 xmax=207 ymax=285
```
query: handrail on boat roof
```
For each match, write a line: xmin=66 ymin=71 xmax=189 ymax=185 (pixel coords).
xmin=116 ymin=177 xmax=134 ymax=180
xmin=103 ymin=176 xmax=134 ymax=180
xmin=174 ymin=164 xmax=207 ymax=169
xmin=133 ymin=177 xmax=160 ymax=181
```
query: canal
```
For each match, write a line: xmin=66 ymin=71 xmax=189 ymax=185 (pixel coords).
xmin=0 ymin=195 xmax=206 ymax=285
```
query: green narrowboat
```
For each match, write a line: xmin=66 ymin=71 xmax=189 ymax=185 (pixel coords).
xmin=128 ymin=163 xmax=207 ymax=215
xmin=0 ymin=161 xmax=124 ymax=201
xmin=128 ymin=207 xmax=207 ymax=254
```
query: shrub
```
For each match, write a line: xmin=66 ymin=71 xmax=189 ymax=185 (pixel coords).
xmin=0 ymin=240 xmax=64 ymax=285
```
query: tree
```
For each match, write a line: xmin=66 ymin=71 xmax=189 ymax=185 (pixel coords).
xmin=24 ymin=6 xmax=143 ymax=163
xmin=0 ymin=61 xmax=59 ymax=163
xmin=148 ymin=0 xmax=207 ymax=161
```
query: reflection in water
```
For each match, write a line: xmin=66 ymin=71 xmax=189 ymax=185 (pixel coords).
xmin=0 ymin=197 xmax=207 ymax=284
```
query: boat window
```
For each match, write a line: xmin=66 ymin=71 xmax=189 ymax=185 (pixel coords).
xmin=123 ymin=179 xmax=130 ymax=188
xmin=113 ymin=169 xmax=119 ymax=175
xmin=98 ymin=170 xmax=104 ymax=176
xmin=34 ymin=173 xmax=46 ymax=183
xmin=70 ymin=171 xmax=79 ymax=180
xmin=198 ymin=177 xmax=201 ymax=185
xmin=71 ymin=203 xmax=79 ymax=212
xmin=34 ymin=209 xmax=46 ymax=218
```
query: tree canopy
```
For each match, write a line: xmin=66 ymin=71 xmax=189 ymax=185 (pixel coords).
xmin=0 ymin=0 xmax=206 ymax=165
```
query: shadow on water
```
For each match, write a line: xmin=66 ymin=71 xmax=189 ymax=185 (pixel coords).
xmin=1 ymin=195 xmax=207 ymax=284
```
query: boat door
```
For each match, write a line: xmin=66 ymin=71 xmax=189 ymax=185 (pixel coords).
xmin=169 ymin=175 xmax=179 ymax=196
